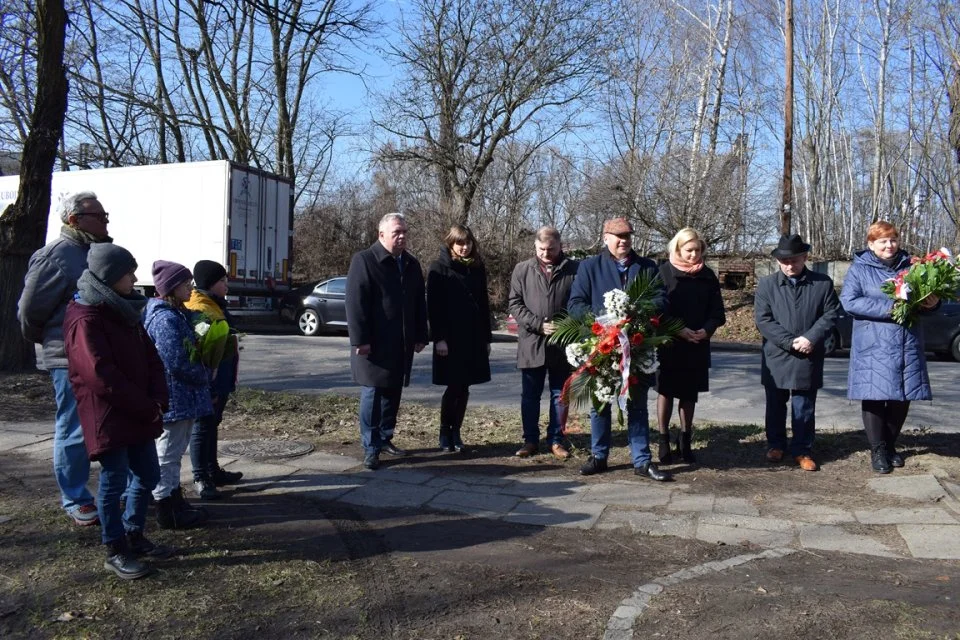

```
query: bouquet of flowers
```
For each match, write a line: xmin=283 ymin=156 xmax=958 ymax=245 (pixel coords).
xmin=184 ymin=314 xmax=232 ymax=368
xmin=880 ymin=248 xmax=960 ymax=327
xmin=549 ymin=271 xmax=683 ymax=416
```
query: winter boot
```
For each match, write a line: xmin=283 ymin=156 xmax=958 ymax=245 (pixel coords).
xmin=156 ymin=488 xmax=207 ymax=530
xmin=871 ymin=443 xmax=892 ymax=474
xmin=438 ymin=425 xmax=454 ymax=452
xmin=679 ymin=431 xmax=696 ymax=464
xmin=657 ymin=433 xmax=673 ymax=464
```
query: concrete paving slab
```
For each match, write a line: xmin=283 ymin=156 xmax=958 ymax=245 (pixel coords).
xmin=580 ymin=482 xmax=671 ymax=508
xmin=868 ymin=475 xmax=947 ymax=503
xmin=338 ymin=480 xmax=442 ymax=509
xmin=798 ymin=524 xmax=898 ymax=557
xmin=294 ymin=474 xmax=367 ymax=501
xmin=223 ymin=461 xmax=302 ymax=494
xmin=450 ymin=473 xmax=513 ymax=487
xmin=855 ymin=507 xmax=957 ymax=525
xmin=695 ymin=523 xmax=794 ymax=548
xmin=292 ymin=451 xmax=362 ymax=473
xmin=595 ymin=510 xmax=696 ymax=538
xmin=0 ymin=431 xmax=53 ymax=452
xmin=498 ymin=477 xmax=587 ymax=499
xmin=897 ymin=524 xmax=960 ymax=559
xmin=423 ymin=478 xmax=509 ymax=494
xmin=503 ymin=499 xmax=606 ymax=530
xmin=666 ymin=493 xmax=715 ymax=513
xmin=713 ymin=496 xmax=760 ymax=516
xmin=699 ymin=513 xmax=795 ymax=532
xmin=353 ymin=468 xmax=435 ymax=485
xmin=769 ymin=503 xmax=856 ymax=525
xmin=428 ymin=490 xmax=520 ymax=518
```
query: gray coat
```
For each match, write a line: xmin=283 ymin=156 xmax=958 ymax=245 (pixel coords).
xmin=754 ymin=268 xmax=841 ymax=390
xmin=508 ymin=255 xmax=578 ymax=369
xmin=17 ymin=228 xmax=102 ymax=369
xmin=345 ymin=241 xmax=428 ymax=388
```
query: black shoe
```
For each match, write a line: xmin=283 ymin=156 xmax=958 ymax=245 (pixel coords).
xmin=195 ymin=479 xmax=222 ymax=500
xmin=871 ymin=444 xmax=892 ymax=474
xmin=104 ymin=542 xmax=152 ymax=580
xmin=679 ymin=431 xmax=696 ymax=464
xmin=579 ymin=456 xmax=608 ymax=476
xmin=887 ymin=447 xmax=905 ymax=468
xmin=451 ymin=428 xmax=466 ymax=453
xmin=657 ymin=433 xmax=673 ymax=464
xmin=212 ymin=467 xmax=244 ymax=486
xmin=156 ymin=489 xmax=208 ymax=530
xmin=363 ymin=452 xmax=380 ymax=470
xmin=382 ymin=441 xmax=408 ymax=457
xmin=126 ymin=531 xmax=174 ymax=559
xmin=438 ymin=426 xmax=454 ymax=452
xmin=635 ymin=462 xmax=673 ymax=482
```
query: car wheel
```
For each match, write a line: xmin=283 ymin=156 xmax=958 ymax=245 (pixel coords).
xmin=823 ymin=330 xmax=839 ymax=356
xmin=297 ymin=309 xmax=322 ymax=336
xmin=951 ymin=333 xmax=960 ymax=362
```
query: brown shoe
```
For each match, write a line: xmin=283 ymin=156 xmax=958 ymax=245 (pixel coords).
xmin=794 ymin=455 xmax=818 ymax=471
xmin=515 ymin=443 xmax=538 ymax=458
xmin=550 ymin=443 xmax=570 ymax=460
xmin=766 ymin=448 xmax=784 ymax=463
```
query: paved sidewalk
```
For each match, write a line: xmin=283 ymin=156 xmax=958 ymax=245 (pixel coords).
xmin=3 ymin=422 xmax=959 ymax=561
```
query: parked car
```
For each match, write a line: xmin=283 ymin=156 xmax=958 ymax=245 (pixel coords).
xmin=831 ymin=299 xmax=960 ymax=361
xmin=279 ymin=276 xmax=348 ymax=336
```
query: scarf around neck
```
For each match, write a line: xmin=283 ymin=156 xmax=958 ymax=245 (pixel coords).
xmin=76 ymin=270 xmax=147 ymax=326
xmin=669 ymin=253 xmax=705 ymax=274
xmin=61 ymin=224 xmax=112 ymax=246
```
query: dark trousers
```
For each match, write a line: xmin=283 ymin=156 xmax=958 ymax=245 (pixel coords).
xmin=764 ymin=386 xmax=817 ymax=457
xmin=861 ymin=400 xmax=910 ymax=449
xmin=97 ymin=440 xmax=160 ymax=546
xmin=191 ymin=392 xmax=228 ymax=481
xmin=359 ymin=385 xmax=402 ymax=454
xmin=520 ymin=365 xmax=567 ymax=445
xmin=440 ymin=384 xmax=470 ymax=429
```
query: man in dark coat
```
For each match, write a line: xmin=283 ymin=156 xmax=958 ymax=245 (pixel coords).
xmin=754 ymin=233 xmax=841 ymax=471
xmin=508 ymin=226 xmax=578 ymax=460
xmin=567 ymin=217 xmax=671 ymax=482
xmin=346 ymin=213 xmax=428 ymax=470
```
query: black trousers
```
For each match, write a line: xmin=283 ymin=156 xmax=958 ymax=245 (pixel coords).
xmin=440 ymin=384 xmax=470 ymax=429
xmin=861 ymin=399 xmax=910 ymax=449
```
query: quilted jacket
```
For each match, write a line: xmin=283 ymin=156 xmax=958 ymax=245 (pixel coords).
xmin=143 ymin=298 xmax=214 ymax=422
xmin=840 ymin=249 xmax=932 ymax=401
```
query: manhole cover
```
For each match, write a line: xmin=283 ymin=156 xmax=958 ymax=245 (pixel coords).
xmin=219 ymin=439 xmax=315 ymax=460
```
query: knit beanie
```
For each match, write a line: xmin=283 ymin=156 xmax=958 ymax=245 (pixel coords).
xmin=152 ymin=260 xmax=193 ymax=297
xmin=193 ymin=260 xmax=227 ymax=290
xmin=86 ymin=243 xmax=138 ymax=287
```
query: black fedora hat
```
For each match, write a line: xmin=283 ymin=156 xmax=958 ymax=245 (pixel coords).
xmin=770 ymin=233 xmax=810 ymax=259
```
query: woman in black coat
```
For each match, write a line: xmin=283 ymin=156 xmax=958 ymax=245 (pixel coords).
xmin=656 ymin=228 xmax=726 ymax=464
xmin=428 ymin=224 xmax=492 ymax=452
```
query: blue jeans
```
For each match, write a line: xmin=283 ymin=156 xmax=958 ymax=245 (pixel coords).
xmin=764 ymin=386 xmax=817 ymax=457
xmin=50 ymin=368 xmax=94 ymax=514
xmin=589 ymin=385 xmax=652 ymax=467
xmin=191 ymin=393 xmax=227 ymax=481
xmin=520 ymin=365 xmax=567 ymax=445
xmin=359 ymin=386 xmax=402 ymax=454
xmin=96 ymin=440 xmax=160 ymax=545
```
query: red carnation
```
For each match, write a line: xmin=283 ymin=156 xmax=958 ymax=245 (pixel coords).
xmin=630 ymin=332 xmax=644 ymax=346
xmin=591 ymin=322 xmax=604 ymax=335
xmin=598 ymin=341 xmax=614 ymax=355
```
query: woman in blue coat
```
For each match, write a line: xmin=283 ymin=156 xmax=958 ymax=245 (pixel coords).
xmin=840 ymin=221 xmax=939 ymax=474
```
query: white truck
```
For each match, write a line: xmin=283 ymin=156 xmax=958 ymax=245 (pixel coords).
xmin=0 ymin=160 xmax=293 ymax=309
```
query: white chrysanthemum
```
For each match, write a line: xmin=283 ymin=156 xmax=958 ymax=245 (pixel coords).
xmin=637 ymin=351 xmax=659 ymax=374
xmin=195 ymin=321 xmax=211 ymax=337
xmin=565 ymin=343 xmax=587 ymax=367
xmin=595 ymin=385 xmax=617 ymax=404
xmin=602 ymin=289 xmax=630 ymax=320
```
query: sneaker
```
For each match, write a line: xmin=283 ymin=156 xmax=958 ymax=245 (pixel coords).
xmin=194 ymin=479 xmax=222 ymax=500
xmin=71 ymin=504 xmax=100 ymax=527
xmin=212 ymin=468 xmax=244 ymax=486
xmin=104 ymin=545 xmax=152 ymax=580
xmin=126 ymin=531 xmax=174 ymax=559
xmin=766 ymin=448 xmax=784 ymax=463
xmin=515 ymin=443 xmax=538 ymax=458
xmin=579 ymin=456 xmax=608 ymax=476
xmin=794 ymin=455 xmax=818 ymax=472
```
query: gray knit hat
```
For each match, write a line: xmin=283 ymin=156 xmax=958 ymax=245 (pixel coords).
xmin=87 ymin=243 xmax=137 ymax=286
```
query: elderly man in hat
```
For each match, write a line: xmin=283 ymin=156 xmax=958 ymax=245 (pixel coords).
xmin=755 ymin=233 xmax=841 ymax=471
xmin=568 ymin=217 xmax=671 ymax=481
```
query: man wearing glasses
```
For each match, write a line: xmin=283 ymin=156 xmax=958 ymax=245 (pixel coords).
xmin=18 ymin=192 xmax=112 ymax=526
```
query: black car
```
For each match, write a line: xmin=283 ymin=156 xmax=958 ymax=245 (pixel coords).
xmin=831 ymin=299 xmax=960 ymax=361
xmin=279 ymin=276 xmax=348 ymax=336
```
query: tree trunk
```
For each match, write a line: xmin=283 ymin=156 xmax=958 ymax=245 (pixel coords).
xmin=0 ymin=0 xmax=68 ymax=372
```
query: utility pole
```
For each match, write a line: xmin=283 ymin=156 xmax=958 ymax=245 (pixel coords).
xmin=780 ymin=0 xmax=794 ymax=236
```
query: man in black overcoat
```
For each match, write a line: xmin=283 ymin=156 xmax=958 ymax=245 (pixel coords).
xmin=346 ymin=213 xmax=428 ymax=470
xmin=754 ymin=233 xmax=841 ymax=472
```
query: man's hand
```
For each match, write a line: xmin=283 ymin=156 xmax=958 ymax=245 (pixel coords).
xmin=692 ymin=329 xmax=708 ymax=341
xmin=414 ymin=342 xmax=426 ymax=353
xmin=792 ymin=336 xmax=813 ymax=354
xmin=542 ymin=321 xmax=557 ymax=336
xmin=435 ymin=340 xmax=449 ymax=356
xmin=356 ymin=344 xmax=371 ymax=356
xmin=679 ymin=327 xmax=699 ymax=343
xmin=920 ymin=294 xmax=939 ymax=310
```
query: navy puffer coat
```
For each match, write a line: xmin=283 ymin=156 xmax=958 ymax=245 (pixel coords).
xmin=840 ymin=249 xmax=932 ymax=401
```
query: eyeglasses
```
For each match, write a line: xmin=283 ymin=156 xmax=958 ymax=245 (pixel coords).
xmin=79 ymin=211 xmax=109 ymax=223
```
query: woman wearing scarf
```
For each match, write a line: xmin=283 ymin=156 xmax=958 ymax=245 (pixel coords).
xmin=427 ymin=224 xmax=492 ymax=453
xmin=655 ymin=228 xmax=726 ymax=465
xmin=63 ymin=243 xmax=173 ymax=580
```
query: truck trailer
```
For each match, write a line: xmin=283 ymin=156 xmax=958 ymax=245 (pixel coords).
xmin=0 ymin=160 xmax=293 ymax=308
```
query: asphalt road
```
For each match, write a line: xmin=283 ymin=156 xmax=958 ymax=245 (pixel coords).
xmin=237 ymin=333 xmax=960 ymax=433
